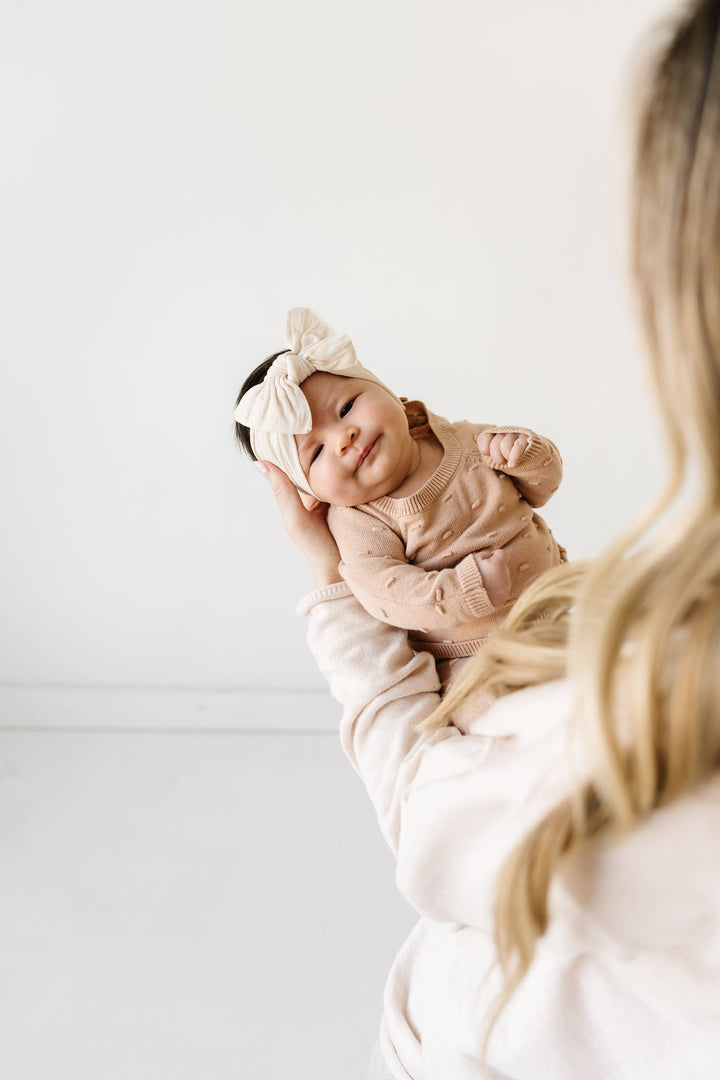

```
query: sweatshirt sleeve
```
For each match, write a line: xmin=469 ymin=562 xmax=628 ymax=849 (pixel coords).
xmin=479 ymin=426 xmax=563 ymax=508
xmin=301 ymin=587 xmax=573 ymax=926
xmin=394 ymin=683 xmax=574 ymax=928
xmin=329 ymin=506 xmax=495 ymax=631
xmin=301 ymin=589 xmax=458 ymax=852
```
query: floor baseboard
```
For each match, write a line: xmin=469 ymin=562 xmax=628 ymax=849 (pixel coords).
xmin=0 ymin=685 xmax=340 ymax=732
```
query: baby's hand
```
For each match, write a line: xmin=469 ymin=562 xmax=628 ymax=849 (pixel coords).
xmin=477 ymin=431 xmax=529 ymax=468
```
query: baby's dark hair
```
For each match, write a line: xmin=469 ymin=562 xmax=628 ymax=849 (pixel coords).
xmin=234 ymin=349 xmax=290 ymax=460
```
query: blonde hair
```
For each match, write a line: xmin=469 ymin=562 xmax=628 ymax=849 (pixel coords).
xmin=425 ymin=0 xmax=720 ymax=1046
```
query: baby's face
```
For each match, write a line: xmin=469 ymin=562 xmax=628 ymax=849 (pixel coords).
xmin=294 ymin=372 xmax=414 ymax=506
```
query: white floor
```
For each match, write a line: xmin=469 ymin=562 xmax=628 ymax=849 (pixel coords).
xmin=0 ymin=727 xmax=416 ymax=1079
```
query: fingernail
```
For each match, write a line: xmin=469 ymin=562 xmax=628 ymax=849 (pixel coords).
xmin=254 ymin=461 xmax=269 ymax=476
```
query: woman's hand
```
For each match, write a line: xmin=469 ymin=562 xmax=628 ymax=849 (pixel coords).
xmin=255 ymin=461 xmax=343 ymax=588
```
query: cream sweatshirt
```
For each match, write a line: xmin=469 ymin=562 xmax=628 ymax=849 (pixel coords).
xmin=299 ymin=586 xmax=720 ymax=1080
xmin=327 ymin=406 xmax=565 ymax=659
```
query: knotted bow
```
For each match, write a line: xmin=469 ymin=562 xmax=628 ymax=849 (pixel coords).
xmin=235 ymin=307 xmax=400 ymax=496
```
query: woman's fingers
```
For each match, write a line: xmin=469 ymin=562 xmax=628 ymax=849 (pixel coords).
xmin=299 ymin=490 xmax=323 ymax=512
xmin=259 ymin=461 xmax=305 ymax=532
xmin=256 ymin=461 xmax=342 ymax=587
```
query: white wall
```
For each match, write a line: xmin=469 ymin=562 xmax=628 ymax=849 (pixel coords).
xmin=1 ymin=0 xmax=671 ymax=715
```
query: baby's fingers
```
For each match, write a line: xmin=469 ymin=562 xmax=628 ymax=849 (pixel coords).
xmin=477 ymin=432 xmax=511 ymax=465
xmin=477 ymin=431 xmax=529 ymax=467
xmin=476 ymin=431 xmax=493 ymax=457
xmin=477 ymin=432 xmax=508 ymax=463
xmin=504 ymin=433 xmax=528 ymax=467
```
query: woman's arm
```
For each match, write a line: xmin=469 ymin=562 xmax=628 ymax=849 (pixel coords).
xmin=305 ymin=582 xmax=572 ymax=922
xmin=302 ymin=587 xmax=457 ymax=851
xmin=259 ymin=462 xmax=457 ymax=850
xmin=258 ymin=461 xmax=569 ymax=921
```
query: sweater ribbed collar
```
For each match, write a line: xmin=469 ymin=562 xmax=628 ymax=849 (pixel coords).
xmin=368 ymin=409 xmax=462 ymax=518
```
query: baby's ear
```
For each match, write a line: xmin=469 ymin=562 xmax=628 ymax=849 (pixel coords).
xmin=299 ymin=489 xmax=323 ymax=511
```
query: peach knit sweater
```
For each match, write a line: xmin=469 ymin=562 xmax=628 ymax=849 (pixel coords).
xmin=327 ymin=403 xmax=565 ymax=660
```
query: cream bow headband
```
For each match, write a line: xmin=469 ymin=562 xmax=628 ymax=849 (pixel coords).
xmin=234 ymin=307 xmax=401 ymax=496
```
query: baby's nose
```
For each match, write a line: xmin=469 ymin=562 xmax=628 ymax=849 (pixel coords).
xmin=337 ymin=425 xmax=359 ymax=453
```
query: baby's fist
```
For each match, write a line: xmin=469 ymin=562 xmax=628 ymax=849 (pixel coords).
xmin=477 ymin=431 xmax=529 ymax=468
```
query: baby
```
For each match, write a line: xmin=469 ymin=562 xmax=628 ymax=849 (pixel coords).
xmin=236 ymin=308 xmax=566 ymax=727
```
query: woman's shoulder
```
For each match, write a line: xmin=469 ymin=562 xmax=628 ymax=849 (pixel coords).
xmin=396 ymin=681 xmax=575 ymax=926
xmin=408 ymin=680 xmax=574 ymax=801
xmin=557 ymin=769 xmax=720 ymax=962
xmin=464 ymin=678 xmax=574 ymax=743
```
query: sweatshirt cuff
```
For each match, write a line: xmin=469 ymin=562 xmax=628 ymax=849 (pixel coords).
xmin=296 ymin=580 xmax=354 ymax=617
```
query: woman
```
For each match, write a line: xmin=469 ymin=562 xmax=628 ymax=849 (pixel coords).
xmin=257 ymin=1 xmax=720 ymax=1076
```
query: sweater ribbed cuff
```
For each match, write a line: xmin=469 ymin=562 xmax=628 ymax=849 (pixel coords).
xmin=486 ymin=427 xmax=560 ymax=474
xmin=457 ymin=555 xmax=493 ymax=619
xmin=296 ymin=580 xmax=354 ymax=618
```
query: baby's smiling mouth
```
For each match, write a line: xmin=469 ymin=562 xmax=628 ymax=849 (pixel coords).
xmin=355 ymin=437 xmax=378 ymax=472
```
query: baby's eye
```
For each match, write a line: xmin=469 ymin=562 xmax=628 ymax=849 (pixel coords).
xmin=310 ymin=445 xmax=323 ymax=464
xmin=340 ymin=398 xmax=355 ymax=418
